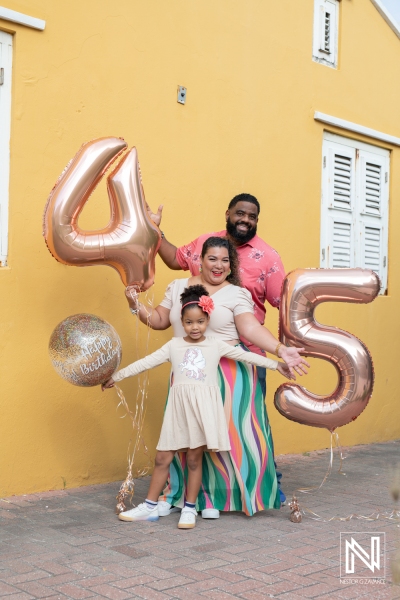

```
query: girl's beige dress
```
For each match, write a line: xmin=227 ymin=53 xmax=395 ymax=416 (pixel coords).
xmin=113 ymin=337 xmax=277 ymax=452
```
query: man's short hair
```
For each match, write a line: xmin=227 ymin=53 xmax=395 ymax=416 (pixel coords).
xmin=228 ymin=193 xmax=260 ymax=214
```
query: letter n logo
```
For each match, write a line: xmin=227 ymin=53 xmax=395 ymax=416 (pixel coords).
xmin=340 ymin=532 xmax=385 ymax=579
xmin=346 ymin=537 xmax=379 ymax=573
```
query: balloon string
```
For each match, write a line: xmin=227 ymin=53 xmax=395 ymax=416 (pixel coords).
xmin=302 ymin=507 xmax=400 ymax=523
xmin=115 ymin=290 xmax=154 ymax=514
xmin=296 ymin=432 xmax=345 ymax=495
xmin=291 ymin=432 xmax=400 ymax=523
xmin=127 ymin=287 xmax=153 ymax=324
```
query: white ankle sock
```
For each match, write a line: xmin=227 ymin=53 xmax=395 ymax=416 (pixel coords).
xmin=145 ymin=499 xmax=157 ymax=510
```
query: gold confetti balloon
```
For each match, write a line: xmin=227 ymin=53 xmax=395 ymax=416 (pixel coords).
xmin=49 ymin=314 xmax=122 ymax=387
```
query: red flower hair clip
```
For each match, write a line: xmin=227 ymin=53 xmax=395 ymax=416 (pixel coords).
xmin=198 ymin=295 xmax=214 ymax=315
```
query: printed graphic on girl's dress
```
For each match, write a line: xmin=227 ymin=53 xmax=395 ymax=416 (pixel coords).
xmin=179 ymin=347 xmax=206 ymax=381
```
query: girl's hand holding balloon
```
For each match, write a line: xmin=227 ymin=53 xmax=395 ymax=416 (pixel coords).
xmin=102 ymin=378 xmax=115 ymax=391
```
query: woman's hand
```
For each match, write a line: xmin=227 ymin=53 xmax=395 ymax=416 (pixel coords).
xmin=101 ymin=378 xmax=115 ymax=391
xmin=279 ymin=346 xmax=310 ymax=377
xmin=277 ymin=362 xmax=296 ymax=381
xmin=125 ymin=285 xmax=140 ymax=311
xmin=234 ymin=314 xmax=311 ymax=377
xmin=124 ymin=288 xmax=171 ymax=331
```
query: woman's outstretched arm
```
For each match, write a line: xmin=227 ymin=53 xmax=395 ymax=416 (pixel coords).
xmin=234 ymin=312 xmax=310 ymax=376
xmin=125 ymin=286 xmax=171 ymax=330
xmin=217 ymin=340 xmax=278 ymax=370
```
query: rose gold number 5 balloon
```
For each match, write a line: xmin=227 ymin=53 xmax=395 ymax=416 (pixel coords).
xmin=43 ymin=137 xmax=161 ymax=291
xmin=274 ymin=268 xmax=380 ymax=432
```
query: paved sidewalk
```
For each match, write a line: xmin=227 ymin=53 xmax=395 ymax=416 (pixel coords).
xmin=1 ymin=441 xmax=400 ymax=600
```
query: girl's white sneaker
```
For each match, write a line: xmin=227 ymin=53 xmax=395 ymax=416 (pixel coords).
xmin=178 ymin=506 xmax=197 ymax=529
xmin=118 ymin=502 xmax=159 ymax=522
xmin=158 ymin=500 xmax=181 ymax=516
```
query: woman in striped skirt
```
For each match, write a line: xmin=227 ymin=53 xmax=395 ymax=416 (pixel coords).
xmin=124 ymin=237 xmax=308 ymax=517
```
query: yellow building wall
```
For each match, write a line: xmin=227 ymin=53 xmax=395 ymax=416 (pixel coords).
xmin=1 ymin=0 xmax=399 ymax=496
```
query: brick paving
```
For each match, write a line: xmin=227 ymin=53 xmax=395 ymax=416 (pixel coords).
xmin=1 ymin=441 xmax=400 ymax=599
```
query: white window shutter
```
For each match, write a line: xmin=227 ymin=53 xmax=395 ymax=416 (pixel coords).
xmin=329 ymin=146 xmax=355 ymax=211
xmin=329 ymin=218 xmax=353 ymax=268
xmin=362 ymin=225 xmax=382 ymax=273
xmin=321 ymin=139 xmax=356 ymax=268
xmin=318 ymin=1 xmax=334 ymax=54
xmin=356 ymin=149 xmax=389 ymax=293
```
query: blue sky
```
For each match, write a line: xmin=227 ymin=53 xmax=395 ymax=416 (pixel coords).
xmin=379 ymin=0 xmax=400 ymax=23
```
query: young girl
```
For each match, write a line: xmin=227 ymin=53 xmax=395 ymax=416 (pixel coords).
xmin=102 ymin=285 xmax=293 ymax=529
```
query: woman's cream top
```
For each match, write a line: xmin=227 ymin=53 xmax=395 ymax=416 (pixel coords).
xmin=159 ymin=278 xmax=254 ymax=341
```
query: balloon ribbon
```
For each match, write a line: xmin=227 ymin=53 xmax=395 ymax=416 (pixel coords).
xmin=114 ymin=291 xmax=154 ymax=514
xmin=291 ymin=432 xmax=400 ymax=523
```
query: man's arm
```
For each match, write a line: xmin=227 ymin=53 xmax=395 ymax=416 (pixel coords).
xmin=159 ymin=236 xmax=182 ymax=270
xmin=265 ymin=253 xmax=286 ymax=308
xmin=146 ymin=203 xmax=182 ymax=270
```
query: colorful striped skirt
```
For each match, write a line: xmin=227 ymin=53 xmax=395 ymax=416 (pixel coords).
xmin=161 ymin=352 xmax=280 ymax=515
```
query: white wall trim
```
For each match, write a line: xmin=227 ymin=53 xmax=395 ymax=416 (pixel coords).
xmin=314 ymin=111 xmax=400 ymax=147
xmin=0 ymin=6 xmax=45 ymax=31
xmin=370 ymin=0 xmax=400 ymax=40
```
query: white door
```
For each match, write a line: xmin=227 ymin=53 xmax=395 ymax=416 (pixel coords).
xmin=0 ymin=30 xmax=13 ymax=266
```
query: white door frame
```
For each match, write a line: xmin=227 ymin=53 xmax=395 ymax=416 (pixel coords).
xmin=0 ymin=29 xmax=13 ymax=266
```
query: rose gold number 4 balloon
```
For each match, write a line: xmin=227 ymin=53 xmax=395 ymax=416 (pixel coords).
xmin=274 ymin=268 xmax=380 ymax=432
xmin=43 ymin=137 xmax=161 ymax=291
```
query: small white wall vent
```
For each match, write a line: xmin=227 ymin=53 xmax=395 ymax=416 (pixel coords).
xmin=312 ymin=0 xmax=339 ymax=68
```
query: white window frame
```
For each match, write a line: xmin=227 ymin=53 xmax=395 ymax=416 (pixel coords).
xmin=0 ymin=30 xmax=13 ymax=267
xmin=312 ymin=0 xmax=339 ymax=68
xmin=320 ymin=132 xmax=390 ymax=294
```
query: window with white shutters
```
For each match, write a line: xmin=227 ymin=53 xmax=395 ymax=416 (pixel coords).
xmin=0 ymin=30 xmax=13 ymax=267
xmin=312 ymin=0 xmax=339 ymax=68
xmin=321 ymin=133 xmax=390 ymax=294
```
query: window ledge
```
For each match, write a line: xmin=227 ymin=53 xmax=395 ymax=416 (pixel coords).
xmin=312 ymin=56 xmax=337 ymax=69
xmin=0 ymin=6 xmax=45 ymax=31
xmin=314 ymin=112 xmax=400 ymax=146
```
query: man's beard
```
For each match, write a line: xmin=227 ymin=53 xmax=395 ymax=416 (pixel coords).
xmin=226 ymin=218 xmax=257 ymax=244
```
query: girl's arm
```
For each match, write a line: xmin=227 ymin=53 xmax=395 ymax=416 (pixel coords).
xmin=234 ymin=312 xmax=309 ymax=376
xmin=217 ymin=341 xmax=295 ymax=381
xmin=125 ymin=287 xmax=171 ymax=330
xmin=103 ymin=342 xmax=172 ymax=388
